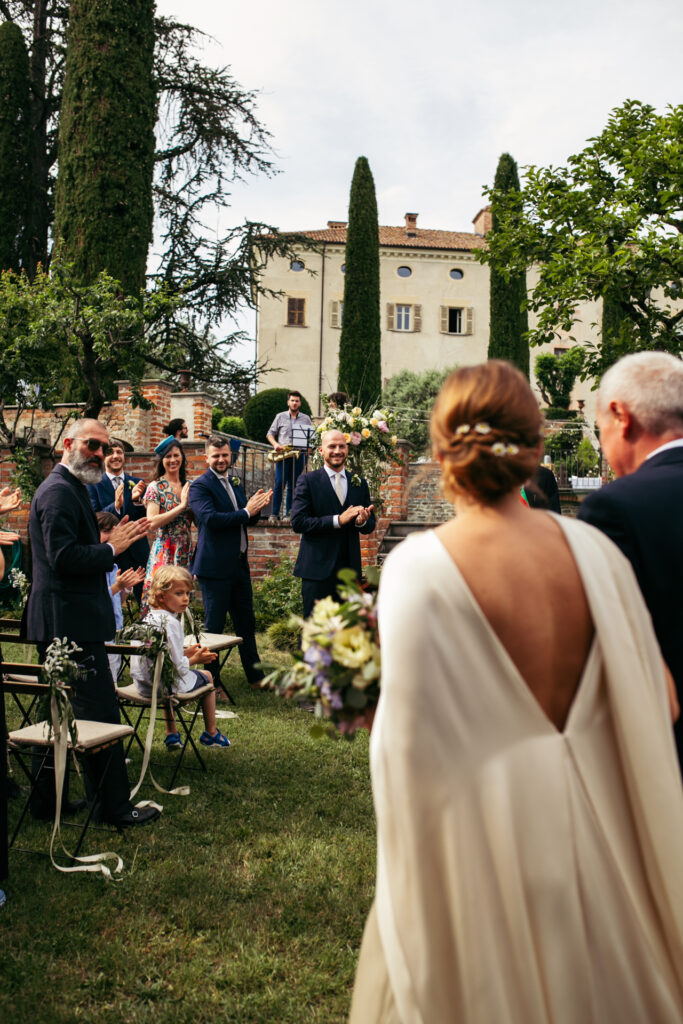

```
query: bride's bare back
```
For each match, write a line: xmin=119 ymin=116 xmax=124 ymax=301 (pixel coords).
xmin=436 ymin=497 xmax=594 ymax=731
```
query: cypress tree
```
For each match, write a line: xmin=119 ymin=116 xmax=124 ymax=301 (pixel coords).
xmin=54 ymin=0 xmax=156 ymax=295
xmin=487 ymin=152 xmax=529 ymax=377
xmin=0 ymin=21 xmax=31 ymax=272
xmin=337 ymin=156 xmax=382 ymax=407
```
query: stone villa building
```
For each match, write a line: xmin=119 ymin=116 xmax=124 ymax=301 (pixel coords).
xmin=255 ymin=209 xmax=601 ymax=420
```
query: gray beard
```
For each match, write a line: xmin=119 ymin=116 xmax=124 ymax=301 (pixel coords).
xmin=67 ymin=448 xmax=104 ymax=486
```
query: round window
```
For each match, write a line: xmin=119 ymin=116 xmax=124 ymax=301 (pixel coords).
xmin=290 ymin=260 xmax=305 ymax=272
xmin=340 ymin=264 xmax=346 ymax=273
xmin=397 ymin=266 xmax=412 ymax=278
xmin=449 ymin=268 xmax=464 ymax=280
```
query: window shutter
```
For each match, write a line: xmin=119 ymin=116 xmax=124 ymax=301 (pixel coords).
xmin=465 ymin=307 xmax=474 ymax=335
xmin=413 ymin=304 xmax=422 ymax=332
xmin=386 ymin=303 xmax=395 ymax=330
xmin=440 ymin=305 xmax=448 ymax=333
xmin=330 ymin=300 xmax=340 ymax=328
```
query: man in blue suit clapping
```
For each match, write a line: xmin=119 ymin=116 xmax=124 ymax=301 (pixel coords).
xmin=190 ymin=436 xmax=272 ymax=691
xmin=88 ymin=439 xmax=149 ymax=604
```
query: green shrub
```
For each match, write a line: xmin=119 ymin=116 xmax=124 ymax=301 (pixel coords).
xmin=218 ymin=414 xmax=246 ymax=437
xmin=545 ymin=426 xmax=582 ymax=456
xmin=266 ymin=619 xmax=300 ymax=653
xmin=575 ymin=437 xmax=600 ymax=475
xmin=535 ymin=348 xmax=584 ymax=409
xmin=252 ymin=554 xmax=303 ymax=631
xmin=243 ymin=388 xmax=312 ymax=443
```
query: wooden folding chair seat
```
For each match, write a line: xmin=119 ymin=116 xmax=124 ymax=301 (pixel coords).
xmin=186 ymin=633 xmax=243 ymax=705
xmin=8 ymin=718 xmax=134 ymax=859
xmin=115 ymin=681 xmax=215 ymax=791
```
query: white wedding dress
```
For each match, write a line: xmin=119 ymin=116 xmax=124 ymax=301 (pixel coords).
xmin=350 ymin=517 xmax=683 ymax=1024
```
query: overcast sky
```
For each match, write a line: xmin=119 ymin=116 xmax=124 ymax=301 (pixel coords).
xmin=156 ymin=0 xmax=683 ymax=355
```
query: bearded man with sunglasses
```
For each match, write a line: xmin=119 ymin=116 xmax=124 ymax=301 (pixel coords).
xmin=25 ymin=419 xmax=159 ymax=828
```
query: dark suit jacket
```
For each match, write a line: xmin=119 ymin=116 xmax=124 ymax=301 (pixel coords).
xmin=291 ymin=468 xmax=376 ymax=580
xmin=189 ymin=470 xmax=259 ymax=580
xmin=88 ymin=471 xmax=149 ymax=570
xmin=577 ymin=446 xmax=683 ymax=763
xmin=26 ymin=464 xmax=116 ymax=642
xmin=526 ymin=466 xmax=561 ymax=513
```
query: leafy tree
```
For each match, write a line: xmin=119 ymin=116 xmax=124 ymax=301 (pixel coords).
xmin=0 ymin=20 xmax=31 ymax=272
xmin=478 ymin=101 xmax=683 ymax=378
xmin=243 ymin=388 xmax=313 ymax=444
xmin=487 ymin=153 xmax=529 ymax=376
xmin=0 ymin=3 xmax=304 ymax=384
xmin=383 ymin=366 xmax=455 ymax=456
xmin=337 ymin=157 xmax=381 ymax=406
xmin=54 ymin=0 xmax=156 ymax=296
xmin=534 ymin=348 xmax=585 ymax=410
xmin=0 ymin=260 xmax=176 ymax=420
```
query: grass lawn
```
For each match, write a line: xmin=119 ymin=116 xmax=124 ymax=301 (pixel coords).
xmin=2 ymin=635 xmax=376 ymax=1023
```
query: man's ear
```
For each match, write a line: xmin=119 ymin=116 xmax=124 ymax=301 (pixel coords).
xmin=610 ymin=400 xmax=634 ymax=438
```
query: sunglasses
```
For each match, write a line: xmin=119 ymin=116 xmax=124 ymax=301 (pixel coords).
xmin=78 ymin=438 xmax=113 ymax=456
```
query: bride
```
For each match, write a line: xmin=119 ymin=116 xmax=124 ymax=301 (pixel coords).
xmin=350 ymin=361 xmax=683 ymax=1023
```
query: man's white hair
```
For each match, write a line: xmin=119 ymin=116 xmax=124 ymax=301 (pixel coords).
xmin=598 ymin=352 xmax=683 ymax=436
xmin=65 ymin=417 xmax=107 ymax=441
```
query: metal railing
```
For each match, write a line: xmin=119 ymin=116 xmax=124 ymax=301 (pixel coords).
xmin=544 ymin=451 xmax=604 ymax=489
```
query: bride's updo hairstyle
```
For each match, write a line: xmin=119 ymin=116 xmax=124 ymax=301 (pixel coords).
xmin=431 ymin=360 xmax=543 ymax=504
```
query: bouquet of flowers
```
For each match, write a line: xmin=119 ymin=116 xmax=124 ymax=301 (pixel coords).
xmin=312 ymin=400 xmax=402 ymax=505
xmin=263 ymin=568 xmax=381 ymax=739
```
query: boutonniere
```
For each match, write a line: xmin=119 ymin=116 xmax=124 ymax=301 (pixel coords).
xmin=231 ymin=477 xmax=240 ymax=487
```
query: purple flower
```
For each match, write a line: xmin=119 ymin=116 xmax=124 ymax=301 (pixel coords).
xmin=321 ymin=681 xmax=343 ymax=709
xmin=303 ymin=643 xmax=332 ymax=668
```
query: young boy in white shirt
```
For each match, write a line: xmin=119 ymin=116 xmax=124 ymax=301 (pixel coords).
xmin=131 ymin=565 xmax=230 ymax=749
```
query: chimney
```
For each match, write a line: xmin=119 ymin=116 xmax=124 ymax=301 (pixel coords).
xmin=405 ymin=212 xmax=418 ymax=234
xmin=472 ymin=206 xmax=492 ymax=235
xmin=328 ymin=220 xmax=347 ymax=230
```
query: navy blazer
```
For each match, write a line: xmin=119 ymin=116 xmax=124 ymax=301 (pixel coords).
xmin=578 ymin=446 xmax=683 ymax=764
xmin=189 ymin=469 xmax=259 ymax=580
xmin=26 ymin=464 xmax=116 ymax=642
xmin=88 ymin=471 xmax=149 ymax=569
xmin=291 ymin=468 xmax=375 ymax=581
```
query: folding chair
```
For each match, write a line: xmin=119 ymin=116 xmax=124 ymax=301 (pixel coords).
xmin=2 ymin=662 xmax=46 ymax=728
xmin=191 ymin=633 xmax=243 ymax=705
xmin=116 ymin=681 xmax=215 ymax=791
xmin=8 ymin=718 xmax=134 ymax=858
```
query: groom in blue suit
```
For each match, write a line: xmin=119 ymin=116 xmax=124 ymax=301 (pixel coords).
xmin=190 ymin=436 xmax=272 ymax=689
xmin=291 ymin=429 xmax=375 ymax=617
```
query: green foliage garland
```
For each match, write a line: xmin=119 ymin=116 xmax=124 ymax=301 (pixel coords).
xmin=337 ymin=157 xmax=382 ymax=407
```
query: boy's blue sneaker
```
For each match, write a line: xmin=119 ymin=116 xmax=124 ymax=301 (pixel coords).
xmin=164 ymin=732 xmax=183 ymax=750
xmin=199 ymin=729 xmax=230 ymax=748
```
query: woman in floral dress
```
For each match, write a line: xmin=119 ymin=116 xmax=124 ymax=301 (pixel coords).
xmin=140 ymin=441 xmax=193 ymax=615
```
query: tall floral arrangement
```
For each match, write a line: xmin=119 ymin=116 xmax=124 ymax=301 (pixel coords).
xmin=313 ymin=400 xmax=401 ymax=504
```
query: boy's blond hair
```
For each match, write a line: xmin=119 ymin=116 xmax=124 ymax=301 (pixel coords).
xmin=148 ymin=565 xmax=193 ymax=608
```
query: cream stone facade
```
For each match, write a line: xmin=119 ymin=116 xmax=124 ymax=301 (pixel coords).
xmin=256 ymin=212 xmax=600 ymax=422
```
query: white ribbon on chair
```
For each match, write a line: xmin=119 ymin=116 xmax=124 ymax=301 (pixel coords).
xmin=48 ymin=694 xmax=124 ymax=880
xmin=129 ymin=650 xmax=189 ymax=800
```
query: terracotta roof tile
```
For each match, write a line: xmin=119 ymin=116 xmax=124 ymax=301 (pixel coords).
xmin=292 ymin=224 xmax=487 ymax=252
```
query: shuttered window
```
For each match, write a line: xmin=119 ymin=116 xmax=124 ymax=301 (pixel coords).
xmin=386 ymin=303 xmax=422 ymax=333
xmin=439 ymin=305 xmax=474 ymax=335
